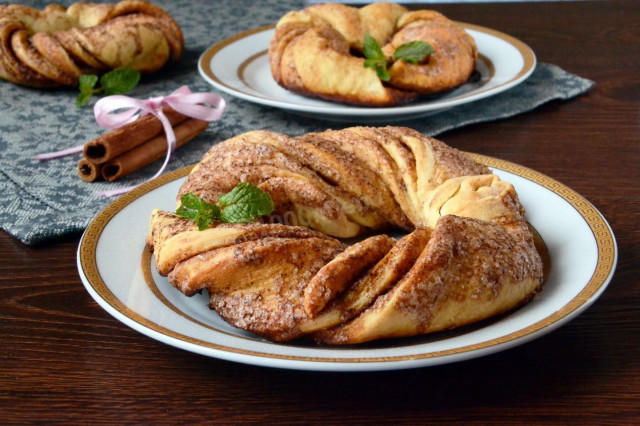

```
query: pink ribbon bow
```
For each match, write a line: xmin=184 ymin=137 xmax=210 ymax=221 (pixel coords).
xmin=35 ymin=86 xmax=226 ymax=197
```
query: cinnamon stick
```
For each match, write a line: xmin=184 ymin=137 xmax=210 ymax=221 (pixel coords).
xmin=101 ymin=118 xmax=209 ymax=182
xmin=83 ymin=108 xmax=189 ymax=164
xmin=77 ymin=158 xmax=103 ymax=182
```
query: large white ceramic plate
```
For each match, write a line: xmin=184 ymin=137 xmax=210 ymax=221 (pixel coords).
xmin=198 ymin=24 xmax=536 ymax=122
xmin=78 ymin=155 xmax=616 ymax=372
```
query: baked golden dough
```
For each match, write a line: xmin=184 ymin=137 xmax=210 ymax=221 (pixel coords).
xmin=0 ymin=1 xmax=183 ymax=87
xmin=268 ymin=2 xmax=477 ymax=106
xmin=146 ymin=126 xmax=544 ymax=344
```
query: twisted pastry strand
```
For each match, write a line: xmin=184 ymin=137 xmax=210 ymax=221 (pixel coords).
xmin=147 ymin=126 xmax=544 ymax=344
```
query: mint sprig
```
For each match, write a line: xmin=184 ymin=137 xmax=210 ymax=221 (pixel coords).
xmin=176 ymin=193 xmax=221 ymax=231
xmin=76 ymin=67 xmax=141 ymax=107
xmin=176 ymin=183 xmax=275 ymax=230
xmin=362 ymin=34 xmax=434 ymax=81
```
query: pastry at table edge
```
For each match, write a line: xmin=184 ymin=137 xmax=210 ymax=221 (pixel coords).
xmin=146 ymin=126 xmax=544 ymax=344
xmin=268 ymin=2 xmax=477 ymax=106
xmin=0 ymin=0 xmax=183 ymax=87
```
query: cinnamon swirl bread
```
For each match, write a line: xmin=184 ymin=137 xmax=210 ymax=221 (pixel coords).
xmin=147 ymin=127 xmax=544 ymax=344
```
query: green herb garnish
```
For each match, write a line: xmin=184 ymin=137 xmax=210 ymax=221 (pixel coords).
xmin=393 ymin=40 xmax=434 ymax=64
xmin=362 ymin=34 xmax=434 ymax=81
xmin=176 ymin=183 xmax=275 ymax=230
xmin=76 ymin=67 xmax=141 ymax=107
xmin=217 ymin=182 xmax=276 ymax=224
xmin=176 ymin=193 xmax=221 ymax=231
xmin=76 ymin=75 xmax=99 ymax=107
xmin=363 ymin=33 xmax=390 ymax=82
xmin=99 ymin=67 xmax=141 ymax=95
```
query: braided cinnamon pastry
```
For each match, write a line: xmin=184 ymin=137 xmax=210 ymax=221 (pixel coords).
xmin=146 ymin=127 xmax=544 ymax=344
xmin=269 ymin=2 xmax=477 ymax=106
xmin=0 ymin=1 xmax=183 ymax=87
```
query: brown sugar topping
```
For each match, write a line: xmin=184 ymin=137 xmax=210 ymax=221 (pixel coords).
xmin=152 ymin=126 xmax=544 ymax=344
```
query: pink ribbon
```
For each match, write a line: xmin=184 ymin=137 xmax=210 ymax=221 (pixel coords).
xmin=35 ymin=145 xmax=85 ymax=161
xmin=35 ymin=86 xmax=226 ymax=197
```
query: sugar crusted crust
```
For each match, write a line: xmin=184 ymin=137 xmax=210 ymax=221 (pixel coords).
xmin=147 ymin=126 xmax=544 ymax=344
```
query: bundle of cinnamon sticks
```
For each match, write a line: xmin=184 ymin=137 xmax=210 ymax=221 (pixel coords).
xmin=77 ymin=108 xmax=209 ymax=182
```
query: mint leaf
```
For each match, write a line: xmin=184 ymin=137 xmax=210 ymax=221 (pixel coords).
xmin=393 ymin=41 xmax=434 ymax=64
xmin=100 ymin=67 xmax=141 ymax=95
xmin=362 ymin=33 xmax=390 ymax=82
xmin=218 ymin=182 xmax=275 ymax=223
xmin=76 ymin=74 xmax=98 ymax=107
xmin=363 ymin=33 xmax=385 ymax=61
xmin=176 ymin=193 xmax=201 ymax=220
xmin=176 ymin=193 xmax=220 ymax=231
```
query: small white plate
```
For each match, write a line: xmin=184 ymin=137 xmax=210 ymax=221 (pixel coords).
xmin=198 ymin=24 xmax=536 ymax=122
xmin=77 ymin=155 xmax=616 ymax=371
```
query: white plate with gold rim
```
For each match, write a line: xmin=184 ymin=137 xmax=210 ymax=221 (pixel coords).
xmin=77 ymin=155 xmax=616 ymax=371
xmin=198 ymin=24 xmax=536 ymax=122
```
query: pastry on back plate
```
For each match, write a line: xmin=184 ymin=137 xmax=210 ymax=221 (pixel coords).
xmin=268 ymin=2 xmax=477 ymax=106
xmin=0 ymin=1 xmax=183 ymax=87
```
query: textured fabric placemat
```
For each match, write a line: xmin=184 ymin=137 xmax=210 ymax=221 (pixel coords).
xmin=0 ymin=0 xmax=594 ymax=245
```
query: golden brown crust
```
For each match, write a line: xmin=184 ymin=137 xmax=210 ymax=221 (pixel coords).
xmin=313 ymin=215 xmax=543 ymax=344
xmin=268 ymin=2 xmax=476 ymax=106
xmin=204 ymin=237 xmax=345 ymax=342
xmin=0 ymin=1 xmax=183 ymax=87
xmin=299 ymin=228 xmax=431 ymax=334
xmin=304 ymin=234 xmax=396 ymax=318
xmin=149 ymin=126 xmax=544 ymax=344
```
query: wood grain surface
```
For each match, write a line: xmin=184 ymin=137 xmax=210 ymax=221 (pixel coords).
xmin=1 ymin=0 xmax=638 ymax=423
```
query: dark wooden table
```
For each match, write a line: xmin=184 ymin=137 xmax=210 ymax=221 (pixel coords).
xmin=2 ymin=0 xmax=638 ymax=423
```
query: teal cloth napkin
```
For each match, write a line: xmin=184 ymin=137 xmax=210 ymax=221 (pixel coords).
xmin=0 ymin=0 xmax=594 ymax=245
